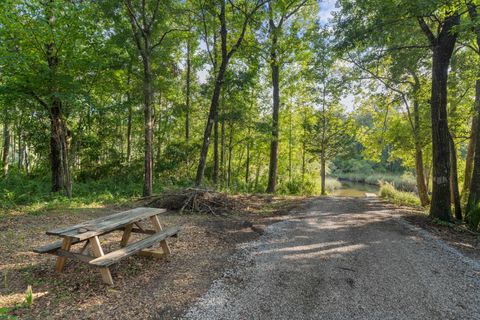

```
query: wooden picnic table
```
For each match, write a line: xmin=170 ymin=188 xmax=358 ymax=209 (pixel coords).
xmin=33 ymin=207 xmax=180 ymax=285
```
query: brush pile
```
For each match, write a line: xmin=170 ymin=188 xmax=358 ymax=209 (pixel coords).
xmin=147 ymin=188 xmax=240 ymax=215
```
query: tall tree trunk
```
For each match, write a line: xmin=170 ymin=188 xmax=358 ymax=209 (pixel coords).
xmin=126 ymin=62 xmax=133 ymax=164
xmin=245 ymin=129 xmax=251 ymax=185
xmin=45 ymin=2 xmax=71 ymax=196
xmin=449 ymin=133 xmax=462 ymax=219
xmin=414 ymin=144 xmax=430 ymax=206
xmin=213 ymin=112 xmax=219 ymax=184
xmin=266 ymin=33 xmax=280 ymax=193
xmin=463 ymin=112 xmax=478 ymax=200
xmin=17 ymin=128 xmax=23 ymax=170
xmin=47 ymin=47 xmax=71 ymax=196
xmin=195 ymin=0 xmax=258 ymax=186
xmin=227 ymin=124 xmax=233 ymax=187
xmin=221 ymin=115 xmax=226 ymax=183
xmin=288 ymin=108 xmax=292 ymax=182
xmin=411 ymin=90 xmax=430 ymax=206
xmin=320 ymin=151 xmax=326 ymax=195
xmin=419 ymin=14 xmax=459 ymax=221
xmin=126 ymin=102 xmax=133 ymax=163
xmin=185 ymin=38 xmax=191 ymax=144
xmin=195 ymin=59 xmax=228 ymax=186
xmin=50 ymin=106 xmax=63 ymax=192
xmin=467 ymin=82 xmax=480 ymax=227
xmin=465 ymin=5 xmax=480 ymax=202
xmin=2 ymin=120 xmax=9 ymax=177
xmin=142 ymin=56 xmax=154 ymax=197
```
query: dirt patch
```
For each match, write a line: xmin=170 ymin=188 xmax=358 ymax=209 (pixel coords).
xmin=401 ymin=212 xmax=480 ymax=260
xmin=0 ymin=195 xmax=304 ymax=319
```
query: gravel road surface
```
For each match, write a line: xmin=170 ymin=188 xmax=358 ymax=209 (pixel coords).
xmin=182 ymin=197 xmax=480 ymax=320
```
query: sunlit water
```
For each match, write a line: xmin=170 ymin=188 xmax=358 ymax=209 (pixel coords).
xmin=330 ymin=180 xmax=379 ymax=197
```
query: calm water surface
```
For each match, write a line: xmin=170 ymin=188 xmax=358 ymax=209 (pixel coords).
xmin=331 ymin=180 xmax=379 ymax=197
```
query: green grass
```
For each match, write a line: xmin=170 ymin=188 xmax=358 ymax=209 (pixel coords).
xmin=379 ymin=182 xmax=421 ymax=207
xmin=335 ymin=172 xmax=417 ymax=192
xmin=0 ymin=173 xmax=159 ymax=215
xmin=324 ymin=177 xmax=342 ymax=193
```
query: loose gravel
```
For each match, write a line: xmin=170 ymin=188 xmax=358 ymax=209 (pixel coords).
xmin=182 ymin=197 xmax=480 ymax=320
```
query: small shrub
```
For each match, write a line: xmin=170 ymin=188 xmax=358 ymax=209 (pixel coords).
xmin=24 ymin=285 xmax=33 ymax=307
xmin=379 ymin=182 xmax=421 ymax=207
xmin=324 ymin=177 xmax=341 ymax=193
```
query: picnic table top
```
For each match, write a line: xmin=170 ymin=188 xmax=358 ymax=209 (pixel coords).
xmin=46 ymin=207 xmax=166 ymax=241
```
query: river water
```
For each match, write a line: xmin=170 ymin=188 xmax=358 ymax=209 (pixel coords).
xmin=330 ymin=180 xmax=380 ymax=197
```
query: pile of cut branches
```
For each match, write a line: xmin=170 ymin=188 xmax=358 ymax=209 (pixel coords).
xmin=147 ymin=188 xmax=239 ymax=215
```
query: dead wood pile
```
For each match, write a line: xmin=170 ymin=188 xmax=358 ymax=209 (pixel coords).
xmin=147 ymin=188 xmax=241 ymax=215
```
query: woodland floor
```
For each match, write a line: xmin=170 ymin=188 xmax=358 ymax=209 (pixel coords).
xmin=0 ymin=194 xmax=304 ymax=319
xmin=1 ymin=195 xmax=480 ymax=319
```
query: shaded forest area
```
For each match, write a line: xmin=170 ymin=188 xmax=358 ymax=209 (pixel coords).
xmin=1 ymin=0 xmax=480 ymax=229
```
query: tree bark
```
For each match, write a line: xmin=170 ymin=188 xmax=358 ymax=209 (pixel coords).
xmin=320 ymin=152 xmax=326 ymax=195
xmin=142 ymin=56 xmax=154 ymax=196
xmin=449 ymin=133 xmax=462 ymax=220
xmin=465 ymin=4 xmax=480 ymax=207
xmin=412 ymin=89 xmax=429 ymax=206
xmin=195 ymin=0 xmax=263 ymax=186
xmin=195 ymin=59 xmax=228 ymax=186
xmin=2 ymin=120 xmax=9 ymax=177
xmin=245 ymin=128 xmax=251 ymax=185
xmin=45 ymin=1 xmax=71 ymax=196
xmin=185 ymin=38 xmax=191 ymax=144
xmin=126 ymin=63 xmax=133 ymax=164
xmin=227 ymin=123 xmax=233 ymax=187
xmin=414 ymin=143 xmax=430 ymax=206
xmin=266 ymin=39 xmax=280 ymax=193
xmin=467 ymin=81 xmax=480 ymax=226
xmin=463 ymin=112 xmax=478 ymax=199
xmin=213 ymin=111 xmax=219 ymax=184
xmin=419 ymin=14 xmax=459 ymax=221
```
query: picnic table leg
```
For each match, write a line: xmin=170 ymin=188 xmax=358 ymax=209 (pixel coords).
xmin=55 ymin=237 xmax=72 ymax=272
xmin=120 ymin=223 xmax=133 ymax=247
xmin=150 ymin=215 xmax=171 ymax=254
xmin=89 ymin=236 xmax=114 ymax=285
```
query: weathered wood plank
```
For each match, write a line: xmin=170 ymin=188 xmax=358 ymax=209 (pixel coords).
xmin=150 ymin=215 xmax=171 ymax=254
xmin=130 ymin=228 xmax=156 ymax=235
xmin=56 ymin=249 xmax=94 ymax=263
xmin=89 ymin=227 xmax=180 ymax=267
xmin=47 ymin=207 xmax=166 ymax=241
xmin=55 ymin=237 xmax=72 ymax=272
xmin=33 ymin=238 xmax=83 ymax=254
xmin=137 ymin=249 xmax=165 ymax=258
xmin=120 ymin=223 xmax=133 ymax=247
xmin=89 ymin=236 xmax=114 ymax=285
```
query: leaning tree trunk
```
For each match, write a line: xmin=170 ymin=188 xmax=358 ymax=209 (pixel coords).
xmin=195 ymin=59 xmax=228 ymax=186
xmin=266 ymin=33 xmax=280 ymax=193
xmin=449 ymin=133 xmax=462 ymax=220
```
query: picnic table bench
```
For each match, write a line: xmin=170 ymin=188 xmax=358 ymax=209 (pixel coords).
xmin=33 ymin=207 xmax=180 ymax=285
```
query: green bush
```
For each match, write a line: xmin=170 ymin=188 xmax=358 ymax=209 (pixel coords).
xmin=324 ymin=177 xmax=341 ymax=193
xmin=379 ymin=182 xmax=421 ymax=207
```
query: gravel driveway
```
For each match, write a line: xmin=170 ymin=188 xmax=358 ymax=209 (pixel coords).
xmin=182 ymin=197 xmax=480 ymax=320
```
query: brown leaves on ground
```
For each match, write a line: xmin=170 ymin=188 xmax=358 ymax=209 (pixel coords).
xmin=0 ymin=194 xmax=304 ymax=319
